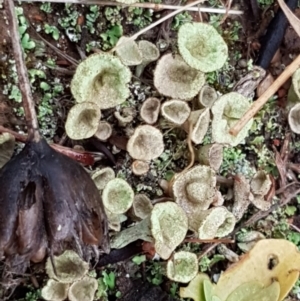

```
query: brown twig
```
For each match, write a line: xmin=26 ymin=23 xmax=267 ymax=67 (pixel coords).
xmin=15 ymin=0 xmax=244 ymax=15
xmin=30 ymin=25 xmax=78 ymax=66
xmin=234 ymin=187 xmax=300 ymax=233
xmin=290 ymin=223 xmax=300 ymax=233
xmin=220 ymin=0 xmax=233 ymax=23
xmin=229 ymin=54 xmax=300 ymax=136
xmin=184 ymin=238 xmax=234 ymax=244
xmin=0 ymin=126 xmax=27 ymax=143
xmin=198 ymin=242 xmax=220 ymax=259
xmin=5 ymin=0 xmax=40 ymax=142
xmin=111 ymin=0 xmax=205 ymax=52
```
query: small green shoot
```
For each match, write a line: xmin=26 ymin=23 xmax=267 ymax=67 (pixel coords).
xmin=44 ymin=24 xmax=60 ymax=40
xmin=102 ymin=271 xmax=116 ymax=290
xmin=100 ymin=25 xmax=123 ymax=50
xmin=285 ymin=205 xmax=297 ymax=217
xmin=132 ymin=255 xmax=146 ymax=265
xmin=40 ymin=2 xmax=52 ymax=13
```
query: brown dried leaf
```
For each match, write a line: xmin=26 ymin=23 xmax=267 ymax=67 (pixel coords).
xmin=278 ymin=0 xmax=300 ymax=38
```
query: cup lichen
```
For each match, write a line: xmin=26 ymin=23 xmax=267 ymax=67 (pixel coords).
xmin=102 ymin=178 xmax=134 ymax=214
xmin=154 ymin=53 xmax=205 ymax=100
xmin=178 ymin=22 xmax=228 ymax=73
xmin=71 ymin=53 xmax=131 ymax=109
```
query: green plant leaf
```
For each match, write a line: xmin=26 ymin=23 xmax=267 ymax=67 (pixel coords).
xmin=132 ymin=255 xmax=146 ymax=265
xmin=204 ymin=279 xmax=214 ymax=301
xmin=21 ymin=33 xmax=35 ymax=50
xmin=40 ymin=82 xmax=51 ymax=91
xmin=102 ymin=271 xmax=116 ymax=290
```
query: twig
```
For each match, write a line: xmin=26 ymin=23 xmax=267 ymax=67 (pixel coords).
xmin=233 ymin=187 xmax=300 ymax=233
xmin=275 ymin=182 xmax=299 ymax=195
xmin=229 ymin=54 xmax=300 ymax=136
xmin=290 ymin=223 xmax=300 ymax=233
xmin=184 ymin=238 xmax=234 ymax=244
xmin=0 ymin=126 xmax=27 ymax=143
xmin=5 ymin=0 xmax=40 ymax=142
xmin=30 ymin=25 xmax=79 ymax=66
xmin=198 ymin=242 xmax=220 ymax=259
xmin=111 ymin=0 xmax=205 ymax=52
xmin=15 ymin=0 xmax=244 ymax=15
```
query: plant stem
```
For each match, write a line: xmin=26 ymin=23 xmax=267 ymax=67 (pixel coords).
xmin=15 ymin=0 xmax=244 ymax=15
xmin=5 ymin=0 xmax=40 ymax=141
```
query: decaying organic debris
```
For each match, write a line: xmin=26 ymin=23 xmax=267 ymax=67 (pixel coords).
xmin=0 ymin=0 xmax=109 ymax=272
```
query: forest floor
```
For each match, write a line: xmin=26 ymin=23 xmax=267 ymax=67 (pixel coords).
xmin=1 ymin=0 xmax=300 ymax=300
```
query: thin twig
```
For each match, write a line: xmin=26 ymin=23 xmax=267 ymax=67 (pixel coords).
xmin=184 ymin=238 xmax=234 ymax=244
xmin=15 ymin=0 xmax=244 ymax=15
xmin=5 ymin=0 xmax=40 ymax=142
xmin=290 ymin=223 xmax=300 ymax=233
xmin=31 ymin=25 xmax=79 ymax=66
xmin=112 ymin=0 xmax=205 ymax=52
xmin=234 ymin=187 xmax=300 ymax=233
xmin=275 ymin=182 xmax=300 ymax=194
xmin=0 ymin=126 xmax=27 ymax=143
xmin=198 ymin=242 xmax=220 ymax=259
xmin=229 ymin=54 xmax=300 ymax=136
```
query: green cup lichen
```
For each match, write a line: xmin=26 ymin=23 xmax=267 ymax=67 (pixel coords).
xmin=151 ymin=202 xmax=188 ymax=259
xmin=115 ymin=36 xmax=143 ymax=66
xmin=91 ymin=167 xmax=115 ymax=191
xmin=140 ymin=97 xmax=161 ymax=125
xmin=68 ymin=276 xmax=98 ymax=301
xmin=102 ymin=178 xmax=134 ymax=214
xmin=161 ymin=99 xmax=191 ymax=126
xmin=190 ymin=206 xmax=236 ymax=239
xmin=71 ymin=53 xmax=131 ymax=109
xmin=41 ymin=279 xmax=69 ymax=301
xmin=45 ymin=250 xmax=89 ymax=283
xmin=288 ymin=103 xmax=300 ymax=134
xmin=65 ymin=102 xmax=101 ymax=140
xmin=154 ymin=53 xmax=205 ymax=100
xmin=211 ymin=92 xmax=253 ymax=146
xmin=136 ymin=40 xmax=160 ymax=77
xmin=178 ymin=22 xmax=228 ymax=73
xmin=127 ymin=125 xmax=164 ymax=161
xmin=167 ymin=251 xmax=198 ymax=283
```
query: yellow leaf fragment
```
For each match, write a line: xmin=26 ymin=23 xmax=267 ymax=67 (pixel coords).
xmin=226 ymin=281 xmax=280 ymax=301
xmin=214 ymin=239 xmax=300 ymax=301
xmin=180 ymin=273 xmax=214 ymax=301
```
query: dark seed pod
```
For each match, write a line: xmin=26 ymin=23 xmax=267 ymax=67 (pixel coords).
xmin=0 ymin=139 xmax=109 ymax=270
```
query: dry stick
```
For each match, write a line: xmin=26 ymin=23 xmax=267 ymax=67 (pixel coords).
xmin=15 ymin=0 xmax=244 ymax=15
xmin=5 ymin=0 xmax=40 ymax=142
xmin=233 ymin=187 xmax=300 ymax=234
xmin=0 ymin=126 xmax=27 ymax=143
xmin=229 ymin=54 xmax=300 ymax=137
xmin=111 ymin=0 xmax=205 ymax=52
xmin=184 ymin=238 xmax=234 ymax=244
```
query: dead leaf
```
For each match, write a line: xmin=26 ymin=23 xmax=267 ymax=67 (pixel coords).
xmin=214 ymin=239 xmax=300 ymax=301
xmin=278 ymin=0 xmax=300 ymax=38
xmin=180 ymin=273 xmax=211 ymax=301
xmin=226 ymin=281 xmax=280 ymax=301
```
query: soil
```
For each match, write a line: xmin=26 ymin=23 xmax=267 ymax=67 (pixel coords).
xmin=1 ymin=0 xmax=300 ymax=300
